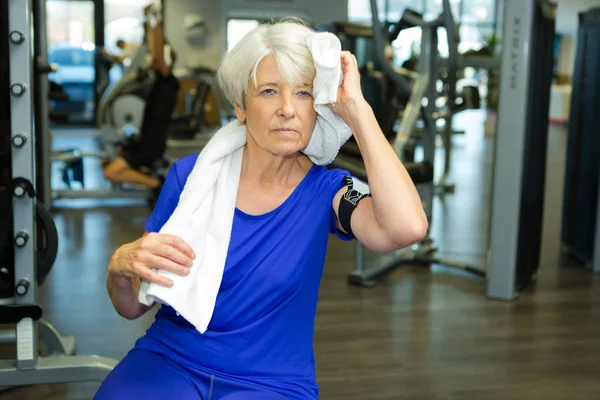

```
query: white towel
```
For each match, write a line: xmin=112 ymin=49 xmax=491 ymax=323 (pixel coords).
xmin=304 ymin=32 xmax=352 ymax=165
xmin=138 ymin=32 xmax=352 ymax=333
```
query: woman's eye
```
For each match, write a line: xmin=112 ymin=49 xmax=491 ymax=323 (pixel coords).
xmin=261 ymin=89 xmax=276 ymax=96
xmin=298 ymin=91 xmax=312 ymax=98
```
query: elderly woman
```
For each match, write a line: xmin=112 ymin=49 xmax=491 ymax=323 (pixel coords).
xmin=96 ymin=19 xmax=426 ymax=400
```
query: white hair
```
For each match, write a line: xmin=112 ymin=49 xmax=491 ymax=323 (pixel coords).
xmin=217 ymin=18 xmax=316 ymax=109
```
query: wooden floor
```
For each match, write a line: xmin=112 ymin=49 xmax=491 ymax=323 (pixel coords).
xmin=2 ymin=111 xmax=599 ymax=399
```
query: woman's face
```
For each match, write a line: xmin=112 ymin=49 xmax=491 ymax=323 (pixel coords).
xmin=234 ymin=55 xmax=317 ymax=158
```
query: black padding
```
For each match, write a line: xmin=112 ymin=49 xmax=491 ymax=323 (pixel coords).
xmin=36 ymin=202 xmax=58 ymax=286
xmin=0 ymin=305 xmax=43 ymax=323
xmin=0 ymin=190 xmax=59 ymax=294
xmin=405 ymin=161 xmax=434 ymax=185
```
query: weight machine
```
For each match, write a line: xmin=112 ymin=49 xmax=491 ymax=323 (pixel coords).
xmin=341 ymin=0 xmax=557 ymax=301
xmin=330 ymin=16 xmax=481 ymax=196
xmin=48 ymin=3 xmax=228 ymax=205
xmin=0 ymin=0 xmax=117 ymax=386
xmin=561 ymin=7 xmax=600 ymax=274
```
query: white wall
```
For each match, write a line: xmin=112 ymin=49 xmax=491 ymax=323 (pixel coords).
xmin=495 ymin=0 xmax=599 ymax=77
xmin=165 ymin=0 xmax=348 ymax=71
xmin=554 ymin=0 xmax=600 ymax=76
xmin=220 ymin=0 xmax=348 ymax=63
xmin=221 ymin=0 xmax=347 ymax=28
xmin=164 ymin=0 xmax=225 ymax=70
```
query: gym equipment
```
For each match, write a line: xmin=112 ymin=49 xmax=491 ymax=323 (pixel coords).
xmin=47 ymin=3 xmax=228 ymax=205
xmin=487 ymin=0 xmax=556 ymax=298
xmin=0 ymin=0 xmax=117 ymax=386
xmin=560 ymin=7 xmax=600 ymax=273
xmin=340 ymin=0 xmax=486 ymax=287
xmin=1 ymin=194 xmax=59 ymax=293
xmin=329 ymin=17 xmax=480 ymax=194
xmin=96 ymin=1 xmax=231 ymax=140
xmin=339 ymin=0 xmax=556 ymax=301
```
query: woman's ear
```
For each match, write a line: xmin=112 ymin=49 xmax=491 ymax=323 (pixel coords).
xmin=233 ymin=102 xmax=246 ymax=123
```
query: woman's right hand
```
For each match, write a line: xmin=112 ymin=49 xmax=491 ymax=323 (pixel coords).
xmin=108 ymin=232 xmax=196 ymax=288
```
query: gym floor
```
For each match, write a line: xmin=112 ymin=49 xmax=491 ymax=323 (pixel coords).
xmin=2 ymin=110 xmax=599 ymax=399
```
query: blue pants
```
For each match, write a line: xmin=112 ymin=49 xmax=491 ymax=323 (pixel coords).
xmin=94 ymin=348 xmax=289 ymax=400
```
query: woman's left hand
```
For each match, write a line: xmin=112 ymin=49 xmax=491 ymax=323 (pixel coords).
xmin=328 ymin=51 xmax=370 ymax=125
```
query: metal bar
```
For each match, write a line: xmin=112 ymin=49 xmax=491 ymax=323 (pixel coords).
xmin=487 ymin=0 xmax=535 ymax=300
xmin=348 ymin=247 xmax=412 ymax=285
xmin=0 ymin=330 xmax=16 ymax=345
xmin=51 ymin=151 xmax=107 ymax=161
xmin=355 ymin=242 xmax=365 ymax=277
xmin=394 ymin=66 xmax=420 ymax=80
xmin=493 ymin=0 xmax=500 ymax=32
xmin=52 ymin=188 xmax=151 ymax=200
xmin=9 ymin=0 xmax=38 ymax=369
xmin=384 ymin=0 xmax=390 ymax=24
xmin=402 ymin=12 xmax=426 ymax=27
xmin=33 ymin=0 xmax=50 ymax=207
xmin=439 ymin=0 xmax=459 ymax=190
xmin=441 ymin=55 xmax=501 ymax=71
xmin=330 ymin=156 xmax=368 ymax=183
xmin=0 ymin=356 xmax=118 ymax=386
xmin=94 ymin=0 xmax=104 ymax=114
xmin=594 ymin=172 xmax=600 ymax=272
xmin=368 ymin=0 xmax=412 ymax=98
xmin=39 ymin=319 xmax=75 ymax=356
xmin=51 ymin=129 xmax=103 ymax=138
xmin=419 ymin=25 xmax=438 ymax=226
xmin=392 ymin=74 xmax=429 ymax=157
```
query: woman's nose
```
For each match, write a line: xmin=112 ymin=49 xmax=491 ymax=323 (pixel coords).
xmin=278 ymin=91 xmax=295 ymax=118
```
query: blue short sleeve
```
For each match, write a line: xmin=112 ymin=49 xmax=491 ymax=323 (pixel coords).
xmin=145 ymin=163 xmax=184 ymax=233
xmin=326 ymin=168 xmax=354 ymax=241
xmin=145 ymin=153 xmax=199 ymax=233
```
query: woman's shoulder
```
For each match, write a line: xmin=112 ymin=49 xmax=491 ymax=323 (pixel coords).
xmin=306 ymin=165 xmax=350 ymax=194
xmin=312 ymin=164 xmax=350 ymax=182
xmin=171 ymin=153 xmax=200 ymax=184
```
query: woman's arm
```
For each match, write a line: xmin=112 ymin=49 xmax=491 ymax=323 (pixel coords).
xmin=106 ymin=269 xmax=153 ymax=320
xmin=144 ymin=7 xmax=155 ymax=60
xmin=106 ymin=231 xmax=195 ymax=320
xmin=331 ymin=52 xmax=428 ymax=252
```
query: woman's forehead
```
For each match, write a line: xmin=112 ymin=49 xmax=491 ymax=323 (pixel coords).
xmin=254 ymin=57 xmax=312 ymax=88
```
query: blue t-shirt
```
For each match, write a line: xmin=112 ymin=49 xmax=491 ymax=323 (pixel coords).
xmin=134 ymin=153 xmax=352 ymax=399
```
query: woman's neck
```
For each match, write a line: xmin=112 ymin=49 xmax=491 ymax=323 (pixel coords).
xmin=240 ymin=142 xmax=312 ymax=187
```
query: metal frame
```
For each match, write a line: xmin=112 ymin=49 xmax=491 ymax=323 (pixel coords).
xmin=347 ymin=0 xmax=486 ymax=287
xmin=348 ymin=0 xmax=555 ymax=299
xmin=595 ymin=187 xmax=600 ymax=273
xmin=33 ymin=0 xmax=51 ymax=207
xmin=48 ymin=130 xmax=214 ymax=203
xmin=588 ymin=3 xmax=600 ymax=271
xmin=1 ymin=0 xmax=117 ymax=387
xmin=9 ymin=0 xmax=37 ymax=371
xmin=486 ymin=0 xmax=535 ymax=300
xmin=487 ymin=0 xmax=554 ymax=300
xmin=559 ymin=7 xmax=600 ymax=274
xmin=45 ymin=1 xmax=194 ymax=205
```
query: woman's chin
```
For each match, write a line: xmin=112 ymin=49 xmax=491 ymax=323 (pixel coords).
xmin=268 ymin=143 xmax=306 ymax=158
